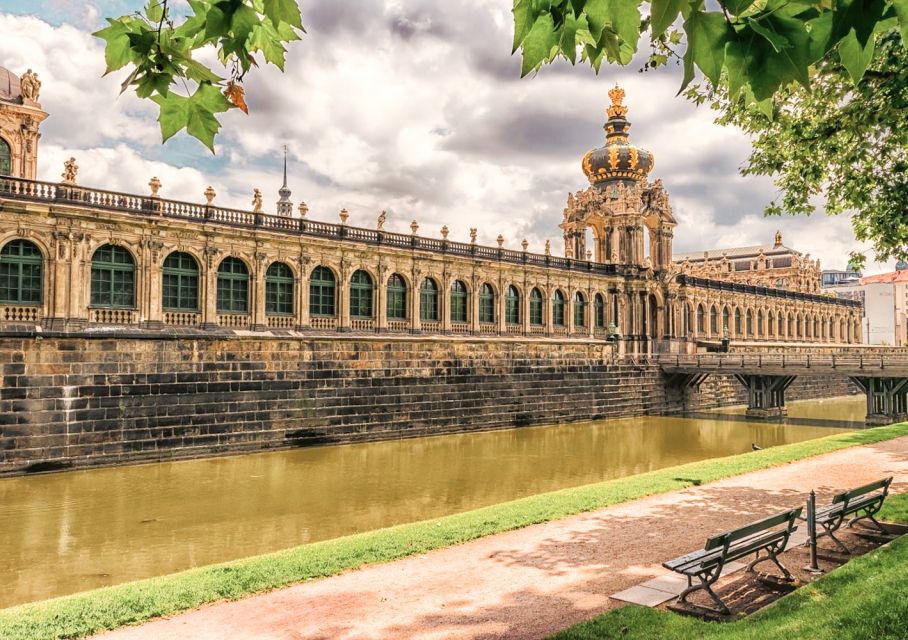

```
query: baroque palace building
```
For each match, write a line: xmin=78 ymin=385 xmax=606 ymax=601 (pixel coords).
xmin=0 ymin=69 xmax=862 ymax=351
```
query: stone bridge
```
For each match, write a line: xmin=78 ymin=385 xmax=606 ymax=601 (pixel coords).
xmin=654 ymin=351 xmax=908 ymax=425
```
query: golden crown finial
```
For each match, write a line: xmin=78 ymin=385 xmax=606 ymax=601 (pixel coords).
xmin=607 ymin=83 xmax=628 ymax=119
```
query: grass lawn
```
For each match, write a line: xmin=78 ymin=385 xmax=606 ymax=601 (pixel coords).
xmin=1 ymin=422 xmax=906 ymax=640
xmin=550 ymin=492 xmax=908 ymax=640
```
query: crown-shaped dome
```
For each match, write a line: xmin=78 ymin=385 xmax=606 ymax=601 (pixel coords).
xmin=0 ymin=66 xmax=21 ymax=103
xmin=582 ymin=85 xmax=655 ymax=188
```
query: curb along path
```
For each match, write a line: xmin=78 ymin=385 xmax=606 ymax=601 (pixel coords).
xmin=95 ymin=436 xmax=908 ymax=640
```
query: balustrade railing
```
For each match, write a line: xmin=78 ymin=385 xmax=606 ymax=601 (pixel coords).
xmin=91 ymin=308 xmax=136 ymax=324
xmin=218 ymin=313 xmax=250 ymax=328
xmin=266 ymin=315 xmax=295 ymax=329
xmin=1 ymin=305 xmax=41 ymax=322
xmin=163 ymin=311 xmax=200 ymax=326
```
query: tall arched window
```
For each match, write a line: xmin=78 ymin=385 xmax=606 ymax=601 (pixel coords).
xmin=777 ymin=312 xmax=783 ymax=337
xmin=216 ymin=257 xmax=249 ymax=313
xmin=0 ymin=239 xmax=42 ymax=304
xmin=723 ymin=307 xmax=730 ymax=334
xmin=0 ymin=138 xmax=11 ymax=176
xmin=530 ymin=288 xmax=544 ymax=325
xmin=746 ymin=309 xmax=753 ymax=337
xmin=450 ymin=280 xmax=468 ymax=323
xmin=552 ymin=290 xmax=566 ymax=326
xmin=757 ymin=310 xmax=764 ymax=337
xmin=813 ymin=317 xmax=820 ymax=339
xmin=788 ymin=313 xmax=794 ymax=337
xmin=696 ymin=304 xmax=705 ymax=333
xmin=479 ymin=283 xmax=495 ymax=323
xmin=419 ymin=277 xmax=439 ymax=321
xmin=386 ymin=274 xmax=407 ymax=320
xmin=309 ymin=266 xmax=336 ymax=317
xmin=266 ymin=262 xmax=294 ymax=315
xmin=709 ymin=305 xmax=718 ymax=334
xmin=350 ymin=270 xmax=374 ymax=318
xmin=573 ymin=292 xmax=586 ymax=327
xmin=796 ymin=315 xmax=803 ymax=337
xmin=595 ymin=293 xmax=605 ymax=328
xmin=91 ymin=244 xmax=135 ymax=308
xmin=505 ymin=285 xmax=520 ymax=324
xmin=162 ymin=251 xmax=198 ymax=311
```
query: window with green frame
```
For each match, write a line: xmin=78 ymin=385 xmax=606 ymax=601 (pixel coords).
xmin=747 ymin=309 xmax=754 ymax=336
xmin=162 ymin=252 xmax=198 ymax=311
xmin=216 ymin=257 xmax=249 ymax=313
xmin=309 ymin=266 xmax=336 ymax=316
xmin=552 ymin=290 xmax=566 ymax=326
xmin=505 ymin=285 xmax=520 ymax=324
xmin=0 ymin=138 xmax=11 ymax=176
xmin=734 ymin=308 xmax=741 ymax=334
xmin=594 ymin=293 xmax=605 ymax=328
xmin=710 ymin=306 xmax=718 ymax=334
xmin=91 ymin=244 xmax=135 ymax=308
xmin=697 ymin=305 xmax=705 ymax=333
xmin=529 ymin=288 xmax=543 ymax=326
xmin=450 ymin=280 xmax=467 ymax=323
xmin=350 ymin=269 xmax=373 ymax=318
xmin=420 ymin=277 xmax=438 ymax=321
xmin=386 ymin=274 xmax=407 ymax=320
xmin=574 ymin=292 xmax=586 ymax=327
xmin=266 ymin=262 xmax=294 ymax=315
xmin=0 ymin=239 xmax=42 ymax=304
xmin=479 ymin=283 xmax=495 ymax=323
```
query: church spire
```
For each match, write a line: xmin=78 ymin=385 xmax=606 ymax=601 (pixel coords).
xmin=276 ymin=145 xmax=293 ymax=216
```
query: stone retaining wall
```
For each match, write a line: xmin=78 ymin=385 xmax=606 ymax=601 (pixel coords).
xmin=0 ymin=334 xmax=859 ymax=475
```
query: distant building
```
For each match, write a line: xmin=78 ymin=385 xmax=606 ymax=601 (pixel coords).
xmin=857 ymin=271 xmax=908 ymax=346
xmin=822 ymin=268 xmax=862 ymax=289
xmin=674 ymin=231 xmax=822 ymax=293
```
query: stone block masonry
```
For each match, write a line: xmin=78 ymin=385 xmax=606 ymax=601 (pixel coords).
xmin=0 ymin=335 xmax=670 ymax=475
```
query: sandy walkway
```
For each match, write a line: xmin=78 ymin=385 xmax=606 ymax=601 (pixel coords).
xmin=95 ymin=436 xmax=908 ymax=640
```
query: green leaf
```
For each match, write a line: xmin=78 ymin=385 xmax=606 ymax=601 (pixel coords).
xmin=684 ymin=10 xmax=731 ymax=85
xmin=838 ymin=28 xmax=875 ymax=83
xmin=94 ymin=20 xmax=135 ymax=74
xmin=145 ymin=1 xmax=165 ymax=23
xmin=724 ymin=0 xmax=757 ymax=14
xmin=893 ymin=0 xmax=908 ymax=47
xmin=230 ymin=3 xmax=261 ymax=46
xmin=151 ymin=92 xmax=190 ymax=143
xmin=151 ymin=83 xmax=230 ymax=152
xmin=512 ymin=0 xmax=534 ymax=52
xmin=650 ymin=0 xmax=686 ymax=37
xmin=249 ymin=21 xmax=289 ymax=69
xmin=747 ymin=17 xmax=791 ymax=52
xmin=263 ymin=0 xmax=303 ymax=29
xmin=586 ymin=0 xmax=642 ymax=52
xmin=520 ymin=12 xmax=558 ymax=76
xmin=559 ymin=10 xmax=581 ymax=62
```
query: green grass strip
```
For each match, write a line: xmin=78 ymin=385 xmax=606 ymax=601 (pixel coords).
xmin=2 ymin=422 xmax=907 ymax=640
xmin=551 ymin=491 xmax=908 ymax=640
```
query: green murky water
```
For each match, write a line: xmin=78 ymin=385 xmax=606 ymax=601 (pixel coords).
xmin=0 ymin=396 xmax=864 ymax=608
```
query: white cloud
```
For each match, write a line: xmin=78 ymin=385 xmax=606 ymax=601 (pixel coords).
xmin=0 ymin=2 xmax=891 ymax=275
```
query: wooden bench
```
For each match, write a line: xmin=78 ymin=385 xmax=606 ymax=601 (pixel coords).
xmin=814 ymin=477 xmax=893 ymax=553
xmin=662 ymin=507 xmax=802 ymax=614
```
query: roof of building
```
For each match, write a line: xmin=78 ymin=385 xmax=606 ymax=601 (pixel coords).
xmin=0 ymin=66 xmax=21 ymax=103
xmin=861 ymin=270 xmax=908 ymax=284
xmin=673 ymin=243 xmax=800 ymax=263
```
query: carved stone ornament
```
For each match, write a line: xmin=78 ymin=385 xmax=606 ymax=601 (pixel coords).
xmin=441 ymin=225 xmax=449 ymax=240
xmin=339 ymin=208 xmax=349 ymax=225
xmin=148 ymin=176 xmax=161 ymax=197
xmin=204 ymin=186 xmax=216 ymax=204
xmin=20 ymin=69 xmax=41 ymax=102
xmin=496 ymin=234 xmax=504 ymax=247
xmin=377 ymin=210 xmax=386 ymax=231
xmin=410 ymin=220 xmax=419 ymax=235
xmin=469 ymin=228 xmax=477 ymax=244
xmin=298 ymin=201 xmax=308 ymax=217
xmin=252 ymin=188 xmax=263 ymax=213
xmin=61 ymin=157 xmax=78 ymax=185
xmin=545 ymin=240 xmax=551 ymax=256
xmin=521 ymin=239 xmax=529 ymax=251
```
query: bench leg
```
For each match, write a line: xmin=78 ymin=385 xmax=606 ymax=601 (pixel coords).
xmin=818 ymin=518 xmax=850 ymax=554
xmin=746 ymin=547 xmax=794 ymax=581
xmin=677 ymin=567 xmax=730 ymax=615
xmin=846 ymin=502 xmax=885 ymax=532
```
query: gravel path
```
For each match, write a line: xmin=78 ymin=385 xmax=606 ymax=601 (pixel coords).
xmin=95 ymin=435 xmax=908 ymax=640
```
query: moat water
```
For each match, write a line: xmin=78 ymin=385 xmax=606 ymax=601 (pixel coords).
xmin=0 ymin=395 xmax=868 ymax=608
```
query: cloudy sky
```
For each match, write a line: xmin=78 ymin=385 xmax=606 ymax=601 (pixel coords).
xmin=0 ymin=0 xmax=889 ymax=273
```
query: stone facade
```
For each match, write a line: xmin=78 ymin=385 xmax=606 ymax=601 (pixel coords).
xmin=0 ymin=67 xmax=46 ymax=180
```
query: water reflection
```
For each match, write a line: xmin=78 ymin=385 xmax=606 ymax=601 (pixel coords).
xmin=0 ymin=396 xmax=863 ymax=608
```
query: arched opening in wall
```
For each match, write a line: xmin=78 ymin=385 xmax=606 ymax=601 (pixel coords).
xmin=0 ymin=239 xmax=43 ymax=305
xmin=309 ymin=266 xmax=336 ymax=317
xmin=350 ymin=270 xmax=374 ymax=319
xmin=757 ymin=310 xmax=764 ymax=337
xmin=265 ymin=262 xmax=294 ymax=316
xmin=611 ymin=293 xmax=620 ymax=330
xmin=0 ymin=137 xmax=11 ymax=176
xmin=643 ymin=229 xmax=652 ymax=267
xmin=594 ymin=293 xmax=605 ymax=328
xmin=386 ymin=274 xmax=407 ymax=320
xmin=92 ymin=244 xmax=136 ymax=309
xmin=649 ymin=294 xmax=658 ymax=338
xmin=696 ymin=304 xmax=705 ymax=334
xmin=530 ymin=288 xmax=544 ymax=326
xmin=584 ymin=227 xmax=595 ymax=262
xmin=505 ymin=285 xmax=520 ymax=325
xmin=710 ymin=305 xmax=718 ymax=336
xmin=574 ymin=291 xmax=586 ymax=327
xmin=418 ymin=277 xmax=438 ymax=322
xmin=162 ymin=252 xmax=199 ymax=311
xmin=552 ymin=289 xmax=566 ymax=326
xmin=450 ymin=280 xmax=468 ymax=323
xmin=734 ymin=308 xmax=742 ymax=336
xmin=479 ymin=283 xmax=495 ymax=323
xmin=722 ymin=306 xmax=730 ymax=336
xmin=746 ymin=309 xmax=754 ymax=338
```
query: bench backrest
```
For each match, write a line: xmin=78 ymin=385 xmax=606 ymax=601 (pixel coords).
xmin=704 ymin=507 xmax=802 ymax=551
xmin=833 ymin=476 xmax=892 ymax=505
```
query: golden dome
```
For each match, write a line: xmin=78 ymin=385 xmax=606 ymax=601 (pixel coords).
xmin=582 ymin=85 xmax=655 ymax=188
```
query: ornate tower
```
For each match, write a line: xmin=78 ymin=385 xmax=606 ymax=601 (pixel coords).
xmin=276 ymin=145 xmax=293 ymax=216
xmin=560 ymin=86 xmax=675 ymax=271
xmin=0 ymin=67 xmax=48 ymax=179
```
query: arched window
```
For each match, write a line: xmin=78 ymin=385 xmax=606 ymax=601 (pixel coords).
xmin=796 ymin=315 xmax=803 ymax=337
xmin=530 ymin=288 xmax=544 ymax=325
xmin=162 ymin=251 xmax=198 ymax=311
xmin=788 ymin=313 xmax=794 ymax=337
xmin=552 ymin=290 xmax=566 ymax=326
xmin=709 ymin=305 xmax=718 ymax=334
xmin=350 ymin=269 xmax=374 ymax=318
xmin=0 ymin=239 xmax=42 ymax=304
xmin=594 ymin=293 xmax=605 ymax=328
xmin=419 ymin=277 xmax=438 ymax=321
xmin=309 ymin=266 xmax=336 ymax=316
xmin=216 ymin=257 xmax=249 ymax=313
xmin=386 ymin=274 xmax=407 ymax=320
xmin=757 ymin=310 xmax=764 ymax=337
xmin=733 ymin=308 xmax=741 ymax=335
xmin=777 ymin=312 xmax=783 ymax=337
xmin=479 ymin=283 xmax=495 ymax=323
xmin=505 ymin=285 xmax=520 ymax=324
xmin=746 ymin=309 xmax=753 ymax=337
xmin=696 ymin=304 xmax=705 ymax=333
xmin=813 ymin=317 xmax=819 ymax=338
xmin=91 ymin=244 xmax=135 ymax=308
xmin=573 ymin=291 xmax=586 ymax=327
xmin=0 ymin=138 xmax=11 ymax=176
xmin=266 ymin=262 xmax=294 ymax=315
xmin=450 ymin=280 xmax=468 ymax=323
